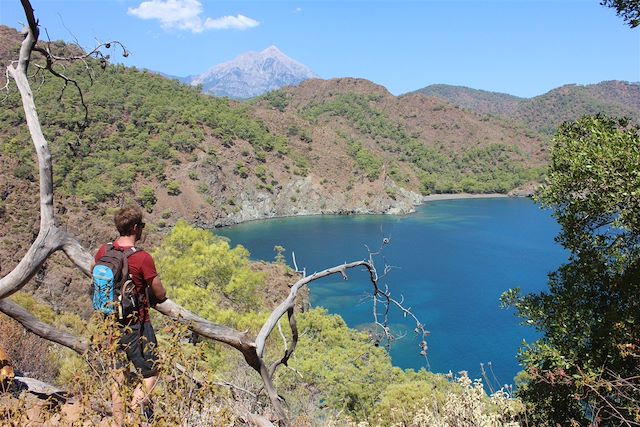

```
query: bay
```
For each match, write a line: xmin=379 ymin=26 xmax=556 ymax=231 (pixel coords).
xmin=215 ymin=198 xmax=567 ymax=388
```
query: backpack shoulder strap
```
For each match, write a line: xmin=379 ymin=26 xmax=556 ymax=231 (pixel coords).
xmin=123 ymin=247 xmax=137 ymax=258
xmin=120 ymin=247 xmax=138 ymax=282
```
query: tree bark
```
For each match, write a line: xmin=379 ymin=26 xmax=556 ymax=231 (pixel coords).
xmin=0 ymin=299 xmax=89 ymax=354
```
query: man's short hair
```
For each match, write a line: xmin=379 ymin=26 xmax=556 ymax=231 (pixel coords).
xmin=114 ymin=205 xmax=143 ymax=236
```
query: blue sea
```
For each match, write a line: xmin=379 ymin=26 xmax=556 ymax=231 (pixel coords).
xmin=215 ymin=198 xmax=567 ymax=388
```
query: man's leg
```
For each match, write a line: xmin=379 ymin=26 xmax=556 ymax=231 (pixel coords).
xmin=129 ymin=322 xmax=159 ymax=418
xmin=131 ymin=375 xmax=158 ymax=410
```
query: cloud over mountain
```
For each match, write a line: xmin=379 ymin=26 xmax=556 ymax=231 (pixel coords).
xmin=128 ymin=0 xmax=259 ymax=33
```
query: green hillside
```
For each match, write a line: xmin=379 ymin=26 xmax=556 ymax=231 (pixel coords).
xmin=411 ymin=81 xmax=640 ymax=135
xmin=407 ymin=84 xmax=524 ymax=117
xmin=514 ymin=82 xmax=640 ymax=134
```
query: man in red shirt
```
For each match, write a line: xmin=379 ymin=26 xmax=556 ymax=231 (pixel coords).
xmin=94 ymin=204 xmax=167 ymax=424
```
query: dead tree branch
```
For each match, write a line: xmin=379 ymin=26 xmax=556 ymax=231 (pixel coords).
xmin=0 ymin=299 xmax=88 ymax=354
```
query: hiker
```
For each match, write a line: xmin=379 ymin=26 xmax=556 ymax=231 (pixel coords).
xmin=93 ymin=204 xmax=167 ymax=425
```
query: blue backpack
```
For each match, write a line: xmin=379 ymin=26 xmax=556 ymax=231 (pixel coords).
xmin=92 ymin=244 xmax=139 ymax=323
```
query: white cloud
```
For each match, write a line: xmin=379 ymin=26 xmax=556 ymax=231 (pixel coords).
xmin=293 ymin=7 xmax=302 ymax=14
xmin=204 ymin=15 xmax=259 ymax=30
xmin=128 ymin=0 xmax=259 ymax=33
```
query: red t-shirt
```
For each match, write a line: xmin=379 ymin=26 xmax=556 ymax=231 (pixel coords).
xmin=94 ymin=242 xmax=158 ymax=323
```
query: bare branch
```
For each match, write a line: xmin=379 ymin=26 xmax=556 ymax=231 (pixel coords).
xmin=255 ymin=260 xmax=372 ymax=358
xmin=269 ymin=307 xmax=297 ymax=377
xmin=0 ymin=227 xmax=63 ymax=299
xmin=213 ymin=380 xmax=257 ymax=399
xmin=0 ymin=299 xmax=88 ymax=354
xmin=30 ymin=45 xmax=89 ymax=124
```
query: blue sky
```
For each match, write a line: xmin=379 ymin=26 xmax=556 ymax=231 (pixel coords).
xmin=1 ymin=0 xmax=638 ymax=98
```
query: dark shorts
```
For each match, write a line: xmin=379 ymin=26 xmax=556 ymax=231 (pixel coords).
xmin=117 ymin=322 xmax=158 ymax=378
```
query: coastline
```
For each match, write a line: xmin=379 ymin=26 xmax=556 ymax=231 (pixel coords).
xmin=422 ymin=193 xmax=512 ymax=203
xmin=212 ymin=193 xmax=529 ymax=228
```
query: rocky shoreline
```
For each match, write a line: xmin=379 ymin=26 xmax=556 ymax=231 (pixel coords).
xmin=209 ymin=187 xmax=534 ymax=229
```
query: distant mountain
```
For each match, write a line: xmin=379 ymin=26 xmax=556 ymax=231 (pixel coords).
xmin=407 ymin=84 xmax=524 ymax=117
xmin=409 ymin=81 xmax=640 ymax=135
xmin=514 ymin=81 xmax=640 ymax=134
xmin=151 ymin=71 xmax=193 ymax=85
xmin=189 ymin=46 xmax=317 ymax=99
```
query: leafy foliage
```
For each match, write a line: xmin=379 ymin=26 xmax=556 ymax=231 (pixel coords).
xmin=275 ymin=308 xmax=523 ymax=424
xmin=503 ymin=115 xmax=640 ymax=425
xmin=281 ymin=308 xmax=396 ymax=418
xmin=152 ymin=221 xmax=265 ymax=330
xmin=601 ymin=0 xmax=640 ymax=27
xmin=138 ymin=186 xmax=157 ymax=212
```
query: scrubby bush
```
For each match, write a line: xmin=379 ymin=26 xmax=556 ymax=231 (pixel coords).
xmin=152 ymin=221 xmax=265 ymax=327
xmin=1 ymin=316 xmax=235 ymax=426
xmin=138 ymin=186 xmax=157 ymax=212
xmin=166 ymin=180 xmax=181 ymax=196
xmin=261 ymin=90 xmax=289 ymax=112
xmin=275 ymin=308 xmax=524 ymax=424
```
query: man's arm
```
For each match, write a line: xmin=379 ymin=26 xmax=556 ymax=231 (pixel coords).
xmin=148 ymin=276 xmax=167 ymax=305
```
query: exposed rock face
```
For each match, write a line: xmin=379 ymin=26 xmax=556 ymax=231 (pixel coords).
xmin=190 ymin=46 xmax=317 ymax=99
xmin=219 ymin=177 xmax=422 ymax=226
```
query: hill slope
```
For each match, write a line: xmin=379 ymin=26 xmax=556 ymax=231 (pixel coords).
xmin=407 ymin=84 xmax=524 ymax=117
xmin=0 ymin=26 xmax=547 ymax=233
xmin=514 ymin=81 xmax=640 ymax=134
xmin=410 ymin=81 xmax=640 ymax=135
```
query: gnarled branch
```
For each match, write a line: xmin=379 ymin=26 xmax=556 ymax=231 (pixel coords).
xmin=0 ymin=299 xmax=88 ymax=354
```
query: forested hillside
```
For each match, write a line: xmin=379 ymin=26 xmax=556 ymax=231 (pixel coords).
xmin=406 ymin=84 xmax=524 ymax=117
xmin=412 ymin=81 xmax=640 ymax=135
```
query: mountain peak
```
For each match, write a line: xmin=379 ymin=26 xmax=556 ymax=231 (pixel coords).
xmin=261 ymin=45 xmax=282 ymax=55
xmin=190 ymin=46 xmax=316 ymax=99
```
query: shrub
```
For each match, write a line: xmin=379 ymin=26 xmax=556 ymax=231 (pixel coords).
xmin=138 ymin=186 xmax=157 ymax=212
xmin=262 ymin=90 xmax=289 ymax=112
xmin=166 ymin=181 xmax=181 ymax=196
xmin=273 ymin=245 xmax=286 ymax=264
xmin=234 ymin=163 xmax=249 ymax=179
xmin=153 ymin=221 xmax=265 ymax=319
xmin=13 ymin=163 xmax=35 ymax=181
xmin=254 ymin=165 xmax=267 ymax=181
xmin=196 ymin=182 xmax=208 ymax=194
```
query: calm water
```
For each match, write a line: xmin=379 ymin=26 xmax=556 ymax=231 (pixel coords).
xmin=216 ymin=198 xmax=567 ymax=387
